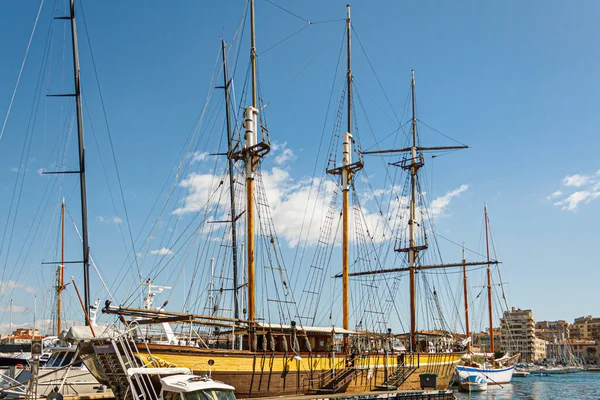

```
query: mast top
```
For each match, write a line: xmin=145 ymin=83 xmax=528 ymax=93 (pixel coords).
xmin=346 ymin=4 xmax=350 ymax=18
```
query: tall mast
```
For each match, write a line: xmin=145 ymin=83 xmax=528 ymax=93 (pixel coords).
xmin=247 ymin=0 xmax=258 ymax=336
xmin=68 ymin=0 xmax=91 ymax=322
xmin=462 ymin=243 xmax=470 ymax=352
xmin=360 ymin=70 xmax=468 ymax=352
xmin=57 ymin=199 xmax=66 ymax=335
xmin=408 ymin=70 xmax=418 ymax=351
xmin=485 ymin=203 xmax=494 ymax=354
xmin=342 ymin=4 xmax=352 ymax=335
xmin=233 ymin=0 xmax=270 ymax=347
xmin=326 ymin=5 xmax=363 ymax=342
xmin=221 ymin=40 xmax=240 ymax=322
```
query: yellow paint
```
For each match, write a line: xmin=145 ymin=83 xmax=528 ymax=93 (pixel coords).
xmin=139 ymin=350 xmax=462 ymax=374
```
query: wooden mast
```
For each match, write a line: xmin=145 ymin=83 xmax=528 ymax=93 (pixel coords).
xmin=408 ymin=70 xmax=418 ymax=351
xmin=326 ymin=5 xmax=363 ymax=345
xmin=234 ymin=0 xmax=270 ymax=349
xmin=57 ymin=199 xmax=66 ymax=335
xmin=247 ymin=0 xmax=258 ymax=342
xmin=342 ymin=3 xmax=352 ymax=336
xmin=462 ymin=244 xmax=470 ymax=352
xmin=485 ymin=203 xmax=494 ymax=354
xmin=68 ymin=0 xmax=91 ymax=322
xmin=359 ymin=71 xmax=468 ymax=352
xmin=221 ymin=40 xmax=240 ymax=323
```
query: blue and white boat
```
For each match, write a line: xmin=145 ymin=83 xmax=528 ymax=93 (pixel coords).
xmin=458 ymin=374 xmax=488 ymax=392
xmin=456 ymin=362 xmax=515 ymax=385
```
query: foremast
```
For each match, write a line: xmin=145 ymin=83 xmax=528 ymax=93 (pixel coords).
xmin=231 ymin=0 xmax=271 ymax=350
xmin=326 ymin=5 xmax=363 ymax=344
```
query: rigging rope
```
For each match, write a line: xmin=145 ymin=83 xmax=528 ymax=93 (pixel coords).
xmin=0 ymin=0 xmax=46 ymax=143
xmin=79 ymin=0 xmax=142 ymax=284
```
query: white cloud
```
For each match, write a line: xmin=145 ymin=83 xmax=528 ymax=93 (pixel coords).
xmin=172 ymin=173 xmax=227 ymax=215
xmin=190 ymin=152 xmax=209 ymax=163
xmin=150 ymin=248 xmax=173 ymax=256
xmin=9 ymin=167 xmax=18 ymax=173
xmin=563 ymin=174 xmax=590 ymax=187
xmin=0 ymin=281 xmax=35 ymax=295
xmin=275 ymin=149 xmax=295 ymax=166
xmin=271 ymin=142 xmax=297 ymax=166
xmin=429 ymin=184 xmax=469 ymax=216
xmin=98 ymin=216 xmax=123 ymax=224
xmin=173 ymin=163 xmax=468 ymax=248
xmin=550 ymin=171 xmax=600 ymax=211
xmin=546 ymin=190 xmax=563 ymax=200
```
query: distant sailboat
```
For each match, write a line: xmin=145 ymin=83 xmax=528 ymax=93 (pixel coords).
xmin=455 ymin=205 xmax=518 ymax=385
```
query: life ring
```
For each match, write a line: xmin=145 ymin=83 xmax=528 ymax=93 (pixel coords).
xmin=15 ymin=364 xmax=24 ymax=370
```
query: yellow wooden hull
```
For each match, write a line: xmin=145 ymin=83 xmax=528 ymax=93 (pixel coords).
xmin=136 ymin=345 xmax=461 ymax=398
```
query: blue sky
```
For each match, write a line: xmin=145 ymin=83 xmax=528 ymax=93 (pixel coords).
xmin=0 ymin=0 xmax=599 ymax=334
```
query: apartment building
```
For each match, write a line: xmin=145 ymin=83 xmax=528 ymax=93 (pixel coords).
xmin=536 ymin=320 xmax=570 ymax=342
xmin=571 ymin=316 xmax=600 ymax=341
xmin=499 ymin=307 xmax=537 ymax=362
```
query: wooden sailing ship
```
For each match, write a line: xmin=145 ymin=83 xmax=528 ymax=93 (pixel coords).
xmin=77 ymin=3 xmax=473 ymax=399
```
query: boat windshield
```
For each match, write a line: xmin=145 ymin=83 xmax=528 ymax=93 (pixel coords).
xmin=45 ymin=351 xmax=77 ymax=368
xmin=184 ymin=390 xmax=236 ymax=400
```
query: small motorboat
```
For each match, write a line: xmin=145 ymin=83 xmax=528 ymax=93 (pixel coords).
xmin=513 ymin=369 xmax=530 ymax=377
xmin=458 ymin=375 xmax=488 ymax=392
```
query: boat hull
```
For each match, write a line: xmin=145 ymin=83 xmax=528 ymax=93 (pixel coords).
xmin=456 ymin=364 xmax=514 ymax=385
xmin=80 ymin=341 xmax=462 ymax=398
xmin=457 ymin=382 xmax=487 ymax=392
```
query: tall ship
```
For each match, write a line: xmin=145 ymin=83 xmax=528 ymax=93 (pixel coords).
xmin=73 ymin=2 xmax=490 ymax=399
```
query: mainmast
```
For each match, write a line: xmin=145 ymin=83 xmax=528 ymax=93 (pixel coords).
xmin=462 ymin=244 xmax=470 ymax=352
xmin=326 ymin=5 xmax=363 ymax=341
xmin=485 ymin=203 xmax=494 ymax=354
xmin=221 ymin=40 xmax=240 ymax=322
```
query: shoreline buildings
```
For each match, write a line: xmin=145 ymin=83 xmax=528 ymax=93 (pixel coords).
xmin=472 ymin=309 xmax=600 ymax=364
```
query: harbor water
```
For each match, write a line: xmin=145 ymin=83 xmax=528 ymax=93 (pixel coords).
xmin=454 ymin=372 xmax=600 ymax=399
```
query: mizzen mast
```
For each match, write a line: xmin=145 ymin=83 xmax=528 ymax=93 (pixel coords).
xmin=326 ymin=5 xmax=363 ymax=339
xmin=362 ymin=70 xmax=469 ymax=351
xmin=407 ymin=71 xmax=420 ymax=351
